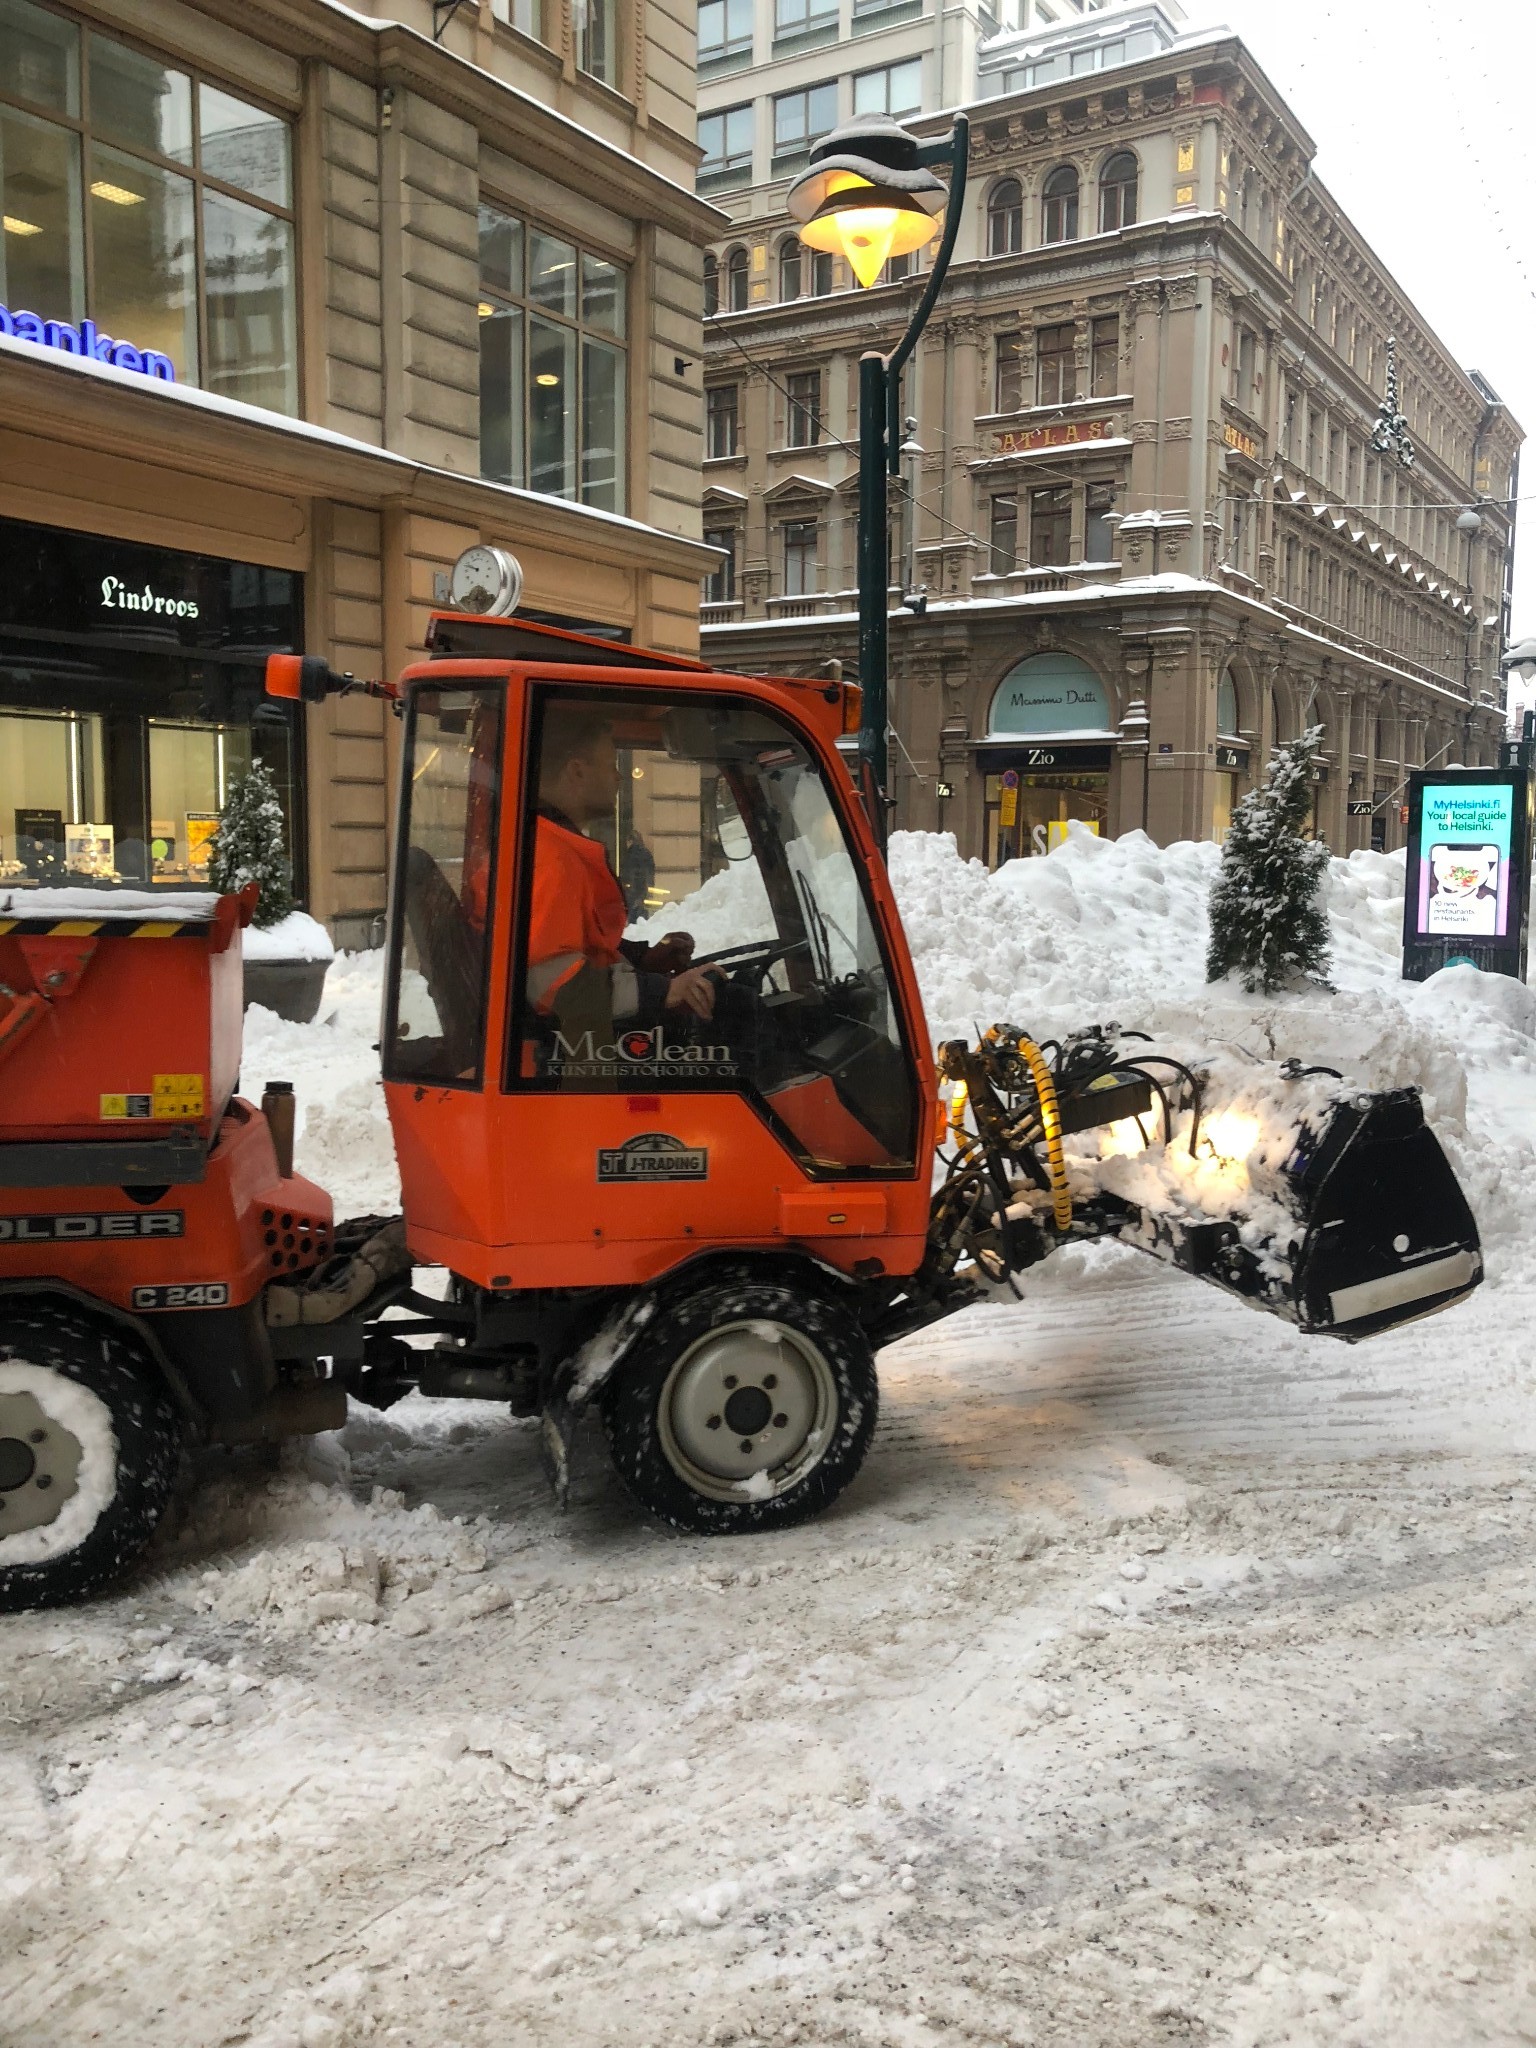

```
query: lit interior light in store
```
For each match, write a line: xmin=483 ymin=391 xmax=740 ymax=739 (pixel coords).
xmin=477 ymin=300 xmax=494 ymax=318
xmin=535 ymin=372 xmax=560 ymax=386
xmin=2 ymin=215 xmax=41 ymax=236
xmin=90 ymin=180 xmax=145 ymax=206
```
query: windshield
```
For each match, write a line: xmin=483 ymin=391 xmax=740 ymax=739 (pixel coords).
xmin=511 ymin=686 xmax=917 ymax=1175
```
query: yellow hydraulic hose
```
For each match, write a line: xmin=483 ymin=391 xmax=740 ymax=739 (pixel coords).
xmin=1015 ymin=1036 xmax=1073 ymax=1233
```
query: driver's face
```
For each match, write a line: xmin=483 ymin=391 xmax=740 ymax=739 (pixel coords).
xmin=570 ymin=731 xmax=620 ymax=823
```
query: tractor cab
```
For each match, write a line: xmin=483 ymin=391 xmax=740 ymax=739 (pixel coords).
xmin=367 ymin=613 xmax=936 ymax=1294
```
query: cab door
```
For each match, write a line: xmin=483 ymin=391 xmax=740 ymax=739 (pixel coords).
xmin=483 ymin=674 xmax=931 ymax=1290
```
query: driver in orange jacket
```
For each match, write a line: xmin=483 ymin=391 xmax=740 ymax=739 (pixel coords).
xmin=527 ymin=707 xmax=719 ymax=1036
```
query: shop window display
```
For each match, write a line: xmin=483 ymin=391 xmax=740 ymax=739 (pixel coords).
xmin=0 ymin=519 xmax=303 ymax=893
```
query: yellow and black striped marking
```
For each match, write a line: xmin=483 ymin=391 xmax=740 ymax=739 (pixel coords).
xmin=0 ymin=917 xmax=208 ymax=939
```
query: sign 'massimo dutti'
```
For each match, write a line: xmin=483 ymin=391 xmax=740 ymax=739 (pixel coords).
xmin=0 ymin=303 xmax=176 ymax=382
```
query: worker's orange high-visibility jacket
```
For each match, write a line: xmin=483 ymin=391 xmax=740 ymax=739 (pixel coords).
xmin=526 ymin=809 xmax=629 ymax=1014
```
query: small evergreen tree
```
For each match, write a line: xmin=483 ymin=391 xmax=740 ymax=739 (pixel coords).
xmin=1206 ymin=724 xmax=1331 ymax=992
xmin=207 ymin=761 xmax=295 ymax=930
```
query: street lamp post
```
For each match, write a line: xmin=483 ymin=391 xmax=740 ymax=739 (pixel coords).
xmin=786 ymin=112 xmax=969 ymax=849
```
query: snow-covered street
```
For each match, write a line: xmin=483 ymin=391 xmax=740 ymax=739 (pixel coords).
xmin=4 ymin=832 xmax=1535 ymax=2048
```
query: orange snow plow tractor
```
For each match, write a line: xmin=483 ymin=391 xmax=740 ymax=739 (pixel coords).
xmin=0 ymin=611 xmax=1483 ymax=1609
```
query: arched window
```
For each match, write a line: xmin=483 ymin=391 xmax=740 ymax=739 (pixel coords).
xmin=1217 ymin=668 xmax=1240 ymax=738
xmin=1272 ymin=689 xmax=1286 ymax=744
xmin=1098 ymin=152 xmax=1138 ymax=233
xmin=725 ymin=245 xmax=749 ymax=312
xmin=703 ymin=253 xmax=719 ymax=318
xmin=1239 ymin=168 xmax=1257 ymax=236
xmin=1042 ymin=164 xmax=1079 ymax=244
xmin=987 ymin=177 xmax=1023 ymax=256
xmin=988 ymin=652 xmax=1110 ymax=737
xmin=779 ymin=236 xmax=803 ymax=301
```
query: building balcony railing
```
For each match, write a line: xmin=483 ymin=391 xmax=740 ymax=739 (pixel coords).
xmin=700 ymin=599 xmax=744 ymax=624
xmin=972 ymin=561 xmax=1122 ymax=598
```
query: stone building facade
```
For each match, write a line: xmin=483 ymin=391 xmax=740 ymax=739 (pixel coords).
xmin=698 ymin=16 xmax=1521 ymax=865
xmin=0 ymin=0 xmax=716 ymax=942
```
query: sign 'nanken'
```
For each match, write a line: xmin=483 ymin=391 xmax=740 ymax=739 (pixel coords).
xmin=995 ymin=418 xmax=1117 ymax=455
xmin=0 ymin=303 xmax=177 ymax=382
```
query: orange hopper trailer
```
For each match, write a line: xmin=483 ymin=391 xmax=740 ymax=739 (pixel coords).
xmin=0 ymin=609 xmax=1484 ymax=1609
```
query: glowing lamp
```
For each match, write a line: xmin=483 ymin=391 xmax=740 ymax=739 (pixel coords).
xmin=786 ymin=116 xmax=947 ymax=291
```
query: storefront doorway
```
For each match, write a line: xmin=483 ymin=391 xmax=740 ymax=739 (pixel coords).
xmin=0 ymin=519 xmax=303 ymax=891
xmin=980 ymin=651 xmax=1115 ymax=866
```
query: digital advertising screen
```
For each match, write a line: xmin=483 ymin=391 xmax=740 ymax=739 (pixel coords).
xmin=1414 ymin=781 xmax=1516 ymax=939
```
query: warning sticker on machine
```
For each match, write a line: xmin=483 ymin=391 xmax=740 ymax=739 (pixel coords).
xmin=100 ymin=1093 xmax=152 ymax=1120
xmin=153 ymin=1074 xmax=204 ymax=1119
xmin=99 ymin=1076 xmax=204 ymax=1120
xmin=597 ymin=1133 xmax=708 ymax=1182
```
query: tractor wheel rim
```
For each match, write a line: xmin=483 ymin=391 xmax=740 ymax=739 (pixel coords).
xmin=658 ymin=1320 xmax=837 ymax=1505
xmin=0 ymin=1364 xmax=108 ymax=1562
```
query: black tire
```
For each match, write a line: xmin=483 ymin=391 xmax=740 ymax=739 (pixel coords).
xmin=600 ymin=1276 xmax=879 ymax=1535
xmin=0 ymin=1304 xmax=182 ymax=1613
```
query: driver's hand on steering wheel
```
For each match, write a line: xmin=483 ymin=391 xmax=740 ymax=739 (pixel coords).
xmin=638 ymin=931 xmax=695 ymax=974
xmin=663 ymin=965 xmax=719 ymax=1019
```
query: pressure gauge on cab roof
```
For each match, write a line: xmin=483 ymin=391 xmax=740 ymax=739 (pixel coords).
xmin=449 ymin=544 xmax=523 ymax=617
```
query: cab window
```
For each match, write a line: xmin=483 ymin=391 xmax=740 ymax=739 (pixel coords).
xmin=384 ymin=682 xmax=503 ymax=1086
xmin=510 ymin=686 xmax=917 ymax=1176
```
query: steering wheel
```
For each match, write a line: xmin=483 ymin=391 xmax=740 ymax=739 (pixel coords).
xmin=690 ymin=937 xmax=812 ymax=989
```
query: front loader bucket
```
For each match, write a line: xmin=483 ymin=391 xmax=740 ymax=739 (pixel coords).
xmin=1288 ymin=1089 xmax=1481 ymax=1338
xmin=1093 ymin=1086 xmax=1482 ymax=1342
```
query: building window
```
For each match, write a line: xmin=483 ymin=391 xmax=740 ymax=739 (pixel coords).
xmin=478 ymin=205 xmax=628 ymax=512
xmin=1234 ymin=325 xmax=1256 ymax=410
xmin=699 ymin=103 xmax=753 ymax=181
xmin=987 ymin=177 xmax=1023 ymax=256
xmin=1085 ymin=482 xmax=1116 ymax=560
xmin=786 ymin=369 xmax=822 ymax=447
xmin=773 ymin=82 xmax=837 ymax=161
xmin=852 ymin=58 xmax=922 ymax=119
xmin=498 ymin=0 xmax=546 ymax=38
xmin=703 ymin=527 xmax=737 ymax=604
xmin=885 ymin=249 xmax=917 ymax=283
xmin=703 ymin=252 xmax=718 ymax=316
xmin=775 ymin=0 xmax=837 ymax=34
xmin=0 ymin=3 xmax=298 ymax=412
xmin=995 ymin=331 xmax=1024 ymax=413
xmin=0 ymin=518 xmax=304 ymax=896
xmin=810 ymin=247 xmax=834 ymax=295
xmin=1089 ymin=315 xmax=1118 ymax=397
xmin=1036 ymin=322 xmax=1077 ymax=406
xmin=725 ymin=244 xmax=749 ymax=310
xmin=782 ymin=517 xmax=819 ymax=594
xmin=989 ymin=493 xmax=1018 ymax=575
xmin=699 ymin=0 xmax=753 ymax=64
xmin=1216 ymin=668 xmax=1239 ymax=736
xmin=1042 ymin=164 xmax=1079 ymax=243
xmin=779 ymin=235 xmax=803 ymax=299
xmin=1029 ymin=486 xmax=1072 ymax=565
xmin=1098 ymin=151 xmax=1137 ymax=232
xmin=577 ymin=0 xmax=619 ymax=84
xmin=706 ymin=382 xmax=738 ymax=458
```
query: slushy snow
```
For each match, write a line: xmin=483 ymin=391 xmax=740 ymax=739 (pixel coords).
xmin=4 ymin=826 xmax=1535 ymax=2048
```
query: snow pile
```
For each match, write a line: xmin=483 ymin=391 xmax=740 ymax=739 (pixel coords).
xmin=241 ymin=910 xmax=334 ymax=963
